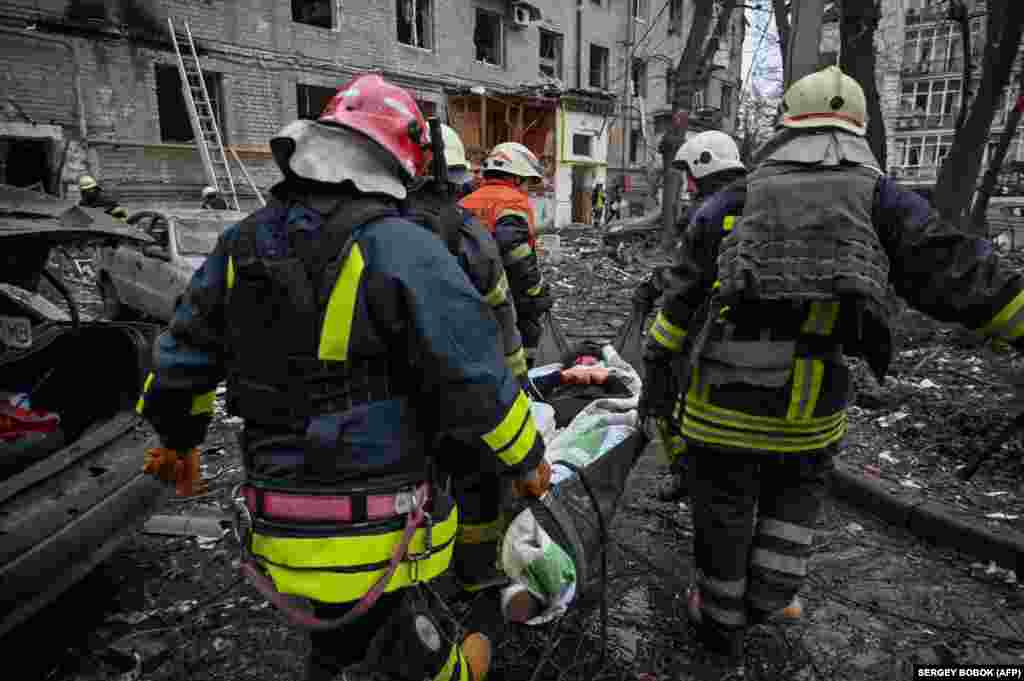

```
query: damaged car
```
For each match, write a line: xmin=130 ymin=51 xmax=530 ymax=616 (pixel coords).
xmin=96 ymin=208 xmax=248 ymax=322
xmin=0 ymin=185 xmax=169 ymax=637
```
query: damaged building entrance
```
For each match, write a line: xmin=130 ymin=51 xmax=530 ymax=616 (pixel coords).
xmin=0 ymin=123 xmax=63 ymax=195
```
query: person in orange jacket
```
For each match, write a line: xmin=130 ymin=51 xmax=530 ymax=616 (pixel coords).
xmin=460 ymin=142 xmax=554 ymax=369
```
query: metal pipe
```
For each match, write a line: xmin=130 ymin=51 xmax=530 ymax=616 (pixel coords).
xmin=575 ymin=0 xmax=582 ymax=90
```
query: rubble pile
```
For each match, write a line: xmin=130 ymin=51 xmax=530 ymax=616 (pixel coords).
xmin=543 ymin=224 xmax=671 ymax=348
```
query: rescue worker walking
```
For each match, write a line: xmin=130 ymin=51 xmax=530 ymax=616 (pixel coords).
xmin=77 ymin=175 xmax=128 ymax=222
xmin=406 ymin=124 xmax=529 ymax=595
xmin=641 ymin=131 xmax=748 ymax=502
xmin=460 ymin=142 xmax=553 ymax=369
xmin=136 ymin=74 xmax=552 ymax=681
xmin=200 ymin=185 xmax=229 ymax=210
xmin=640 ymin=65 xmax=1024 ymax=662
xmin=592 ymin=183 xmax=606 ymax=226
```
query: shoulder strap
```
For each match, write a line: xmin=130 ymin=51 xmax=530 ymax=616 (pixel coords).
xmin=313 ymin=196 xmax=400 ymax=307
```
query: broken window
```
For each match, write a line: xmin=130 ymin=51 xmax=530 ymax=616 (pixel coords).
xmin=155 ymin=64 xmax=225 ymax=144
xmin=721 ymin=84 xmax=733 ymax=120
xmin=630 ymin=126 xmax=644 ymax=164
xmin=572 ymin=134 xmax=592 ymax=157
xmin=292 ymin=0 xmax=334 ymax=29
xmin=539 ymin=30 xmax=563 ymax=80
xmin=668 ymin=0 xmax=683 ymax=34
xmin=632 ymin=0 xmax=649 ymax=21
xmin=297 ymin=83 xmax=337 ymax=120
xmin=589 ymin=44 xmax=609 ymax=90
xmin=397 ymin=0 xmax=433 ymax=50
xmin=632 ymin=59 xmax=647 ymax=99
xmin=475 ymin=8 xmax=504 ymax=66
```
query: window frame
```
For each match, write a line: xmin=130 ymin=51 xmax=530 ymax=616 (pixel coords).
xmin=474 ymin=7 xmax=505 ymax=67
xmin=154 ymin=64 xmax=226 ymax=145
xmin=589 ymin=43 xmax=610 ymax=90
xmin=572 ymin=134 xmax=593 ymax=157
xmin=291 ymin=0 xmax=335 ymax=29
xmin=539 ymin=29 xmax=564 ymax=80
xmin=396 ymin=0 xmax=434 ymax=51
xmin=296 ymin=82 xmax=338 ymax=120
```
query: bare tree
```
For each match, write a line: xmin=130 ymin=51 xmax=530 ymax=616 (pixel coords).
xmin=948 ymin=0 xmax=973 ymax=134
xmin=970 ymin=68 xmax=1024 ymax=230
xmin=934 ymin=0 xmax=1024 ymax=232
xmin=839 ymin=0 xmax=886 ymax=167
xmin=736 ymin=84 xmax=781 ymax=164
xmin=658 ymin=0 xmax=740 ymax=248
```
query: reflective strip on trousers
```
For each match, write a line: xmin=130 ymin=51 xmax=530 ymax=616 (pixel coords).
xmin=786 ymin=358 xmax=824 ymax=421
xmin=751 ymin=547 xmax=808 ymax=577
xmin=190 ymin=390 xmax=216 ymax=416
xmin=757 ymin=517 xmax=813 ymax=546
xmin=135 ymin=372 xmax=155 ymax=414
xmin=981 ymin=288 xmax=1024 ymax=340
xmin=458 ymin=515 xmax=506 ymax=545
xmin=650 ymin=311 xmax=687 ymax=352
xmin=800 ymin=301 xmax=840 ymax=336
xmin=434 ymin=642 xmax=471 ymax=681
xmin=504 ymin=243 xmax=533 ymax=265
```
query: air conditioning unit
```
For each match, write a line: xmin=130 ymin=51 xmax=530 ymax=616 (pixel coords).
xmin=511 ymin=2 xmax=541 ymax=29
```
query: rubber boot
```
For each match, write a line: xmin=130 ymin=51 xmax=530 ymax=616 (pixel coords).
xmin=461 ymin=633 xmax=491 ymax=681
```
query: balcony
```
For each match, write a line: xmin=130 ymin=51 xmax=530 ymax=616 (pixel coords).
xmin=890 ymin=165 xmax=940 ymax=181
xmin=893 ymin=112 xmax=960 ymax=131
xmin=901 ymin=57 xmax=965 ymax=77
xmin=905 ymin=5 xmax=949 ymax=25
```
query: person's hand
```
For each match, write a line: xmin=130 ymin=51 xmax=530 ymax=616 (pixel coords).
xmin=513 ymin=461 xmax=552 ymax=499
xmin=639 ymin=357 xmax=678 ymax=423
xmin=143 ymin=447 xmax=207 ymax=497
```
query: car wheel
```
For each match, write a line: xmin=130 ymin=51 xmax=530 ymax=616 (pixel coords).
xmin=99 ymin=277 xmax=124 ymax=321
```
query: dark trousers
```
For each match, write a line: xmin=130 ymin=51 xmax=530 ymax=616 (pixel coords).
xmin=689 ymin=444 xmax=835 ymax=650
xmin=306 ymin=591 xmax=407 ymax=680
xmin=451 ymin=471 xmax=508 ymax=589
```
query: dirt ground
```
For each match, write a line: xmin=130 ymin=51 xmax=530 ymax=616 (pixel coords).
xmin=11 ymin=230 xmax=1024 ymax=680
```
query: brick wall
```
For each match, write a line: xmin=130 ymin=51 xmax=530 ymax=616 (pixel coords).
xmin=0 ymin=33 xmax=78 ymax=128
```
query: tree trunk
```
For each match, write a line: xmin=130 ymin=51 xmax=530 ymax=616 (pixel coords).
xmin=934 ymin=0 xmax=1024 ymax=233
xmin=969 ymin=72 xmax=1024 ymax=232
xmin=839 ymin=0 xmax=886 ymax=167
xmin=949 ymin=0 xmax=972 ymax=133
xmin=658 ymin=0 xmax=738 ymax=248
xmin=772 ymin=0 xmax=792 ymax=85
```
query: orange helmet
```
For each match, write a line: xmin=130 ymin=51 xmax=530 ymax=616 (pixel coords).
xmin=318 ymin=74 xmax=429 ymax=179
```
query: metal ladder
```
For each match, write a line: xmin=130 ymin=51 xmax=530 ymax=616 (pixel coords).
xmin=168 ymin=17 xmax=240 ymax=211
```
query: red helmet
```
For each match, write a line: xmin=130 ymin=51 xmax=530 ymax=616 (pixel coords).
xmin=318 ymin=74 xmax=429 ymax=179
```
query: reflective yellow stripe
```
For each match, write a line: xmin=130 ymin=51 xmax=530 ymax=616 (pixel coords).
xmin=135 ymin=372 xmax=155 ymax=414
xmin=650 ymin=311 xmax=686 ymax=352
xmin=434 ymin=643 xmax=470 ymax=681
xmin=505 ymin=346 xmax=529 ymax=378
xmin=758 ymin=518 xmax=814 ymax=546
xmin=251 ymin=506 xmax=458 ymax=604
xmin=190 ymin=390 xmax=216 ymax=416
xmin=800 ymin=301 xmax=839 ymax=335
xmin=712 ymin=280 xmax=721 ymax=290
xmin=786 ymin=358 xmax=824 ymax=421
xmin=686 ymin=383 xmax=843 ymax=434
xmin=688 ymin=365 xmax=711 ymax=403
xmin=498 ymin=209 xmax=530 ymax=222
xmin=723 ymin=215 xmax=737 ymax=231
xmin=483 ymin=390 xmax=529 ymax=452
xmin=505 ymin=243 xmax=533 ymax=264
xmin=458 ymin=515 xmax=505 ymax=545
xmin=751 ymin=547 xmax=808 ymax=576
xmin=484 ymin=272 xmax=510 ymax=306
xmin=980 ymin=289 xmax=1024 ymax=340
xmin=318 ymin=244 xmax=365 ymax=361
xmin=698 ymin=572 xmax=747 ymax=599
xmin=227 ymin=256 xmax=235 ymax=291
xmin=681 ymin=410 xmax=847 ymax=453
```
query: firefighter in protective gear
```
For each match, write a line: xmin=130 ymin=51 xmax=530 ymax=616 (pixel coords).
xmin=640 ymin=65 xmax=1024 ymax=660
xmin=201 ymin=185 xmax=229 ymax=210
xmin=460 ymin=142 xmax=554 ymax=369
xmin=406 ymin=124 xmax=530 ymax=596
xmin=136 ymin=73 xmax=550 ymax=681
xmin=640 ymin=130 xmax=748 ymax=503
xmin=78 ymin=175 xmax=128 ymax=222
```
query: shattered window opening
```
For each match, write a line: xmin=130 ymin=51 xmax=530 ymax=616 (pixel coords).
xmin=632 ymin=59 xmax=647 ymax=99
xmin=630 ymin=126 xmax=644 ymax=164
xmin=296 ymin=83 xmax=338 ymax=120
xmin=668 ymin=0 xmax=683 ymax=34
xmin=397 ymin=0 xmax=434 ymax=50
xmin=572 ymin=134 xmax=592 ymax=157
xmin=589 ymin=44 xmax=609 ymax=90
xmin=475 ymin=8 xmax=504 ymax=66
xmin=155 ymin=65 xmax=225 ymax=145
xmin=539 ymin=30 xmax=563 ymax=80
xmin=292 ymin=0 xmax=334 ymax=29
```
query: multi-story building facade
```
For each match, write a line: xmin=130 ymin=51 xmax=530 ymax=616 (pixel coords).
xmin=886 ymin=0 xmax=1024 ymax=194
xmin=0 ymin=0 xmax=742 ymax=227
xmin=603 ymin=0 xmax=745 ymax=207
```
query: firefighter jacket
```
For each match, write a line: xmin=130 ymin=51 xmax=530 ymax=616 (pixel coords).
xmin=459 ymin=179 xmax=553 ymax=349
xmin=646 ymin=172 xmax=1024 ymax=455
xmin=456 ymin=206 xmax=529 ymax=379
xmin=136 ymin=185 xmax=546 ymax=604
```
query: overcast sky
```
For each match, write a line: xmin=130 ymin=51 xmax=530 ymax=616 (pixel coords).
xmin=741 ymin=4 xmax=784 ymax=97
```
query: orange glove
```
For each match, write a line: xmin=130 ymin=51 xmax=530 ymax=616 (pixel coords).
xmin=512 ymin=461 xmax=552 ymax=499
xmin=143 ymin=447 xmax=207 ymax=497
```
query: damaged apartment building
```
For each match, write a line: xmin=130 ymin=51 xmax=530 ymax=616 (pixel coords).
xmin=0 ymin=0 xmax=742 ymax=227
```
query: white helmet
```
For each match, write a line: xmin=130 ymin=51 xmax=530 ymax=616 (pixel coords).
xmin=482 ymin=142 xmax=544 ymax=180
xmin=441 ymin=125 xmax=469 ymax=170
xmin=673 ymin=130 xmax=745 ymax=180
xmin=781 ymin=65 xmax=867 ymax=136
xmin=201 ymin=186 xmax=218 ymax=198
